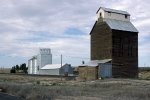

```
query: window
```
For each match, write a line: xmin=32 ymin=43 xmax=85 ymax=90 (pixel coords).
xmin=37 ymin=66 xmax=39 ymax=70
xmin=125 ymin=15 xmax=128 ymax=19
xmin=108 ymin=12 xmax=111 ymax=16
xmin=100 ymin=13 xmax=102 ymax=17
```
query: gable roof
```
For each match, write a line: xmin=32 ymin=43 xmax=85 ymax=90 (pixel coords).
xmin=104 ymin=18 xmax=138 ymax=32
xmin=97 ymin=7 xmax=130 ymax=15
xmin=60 ymin=64 xmax=71 ymax=68
xmin=40 ymin=64 xmax=71 ymax=69
xmin=79 ymin=59 xmax=112 ymax=67
xmin=90 ymin=18 xmax=138 ymax=34
xmin=41 ymin=64 xmax=63 ymax=69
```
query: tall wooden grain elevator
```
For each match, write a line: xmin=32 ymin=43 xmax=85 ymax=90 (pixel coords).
xmin=90 ymin=7 xmax=138 ymax=78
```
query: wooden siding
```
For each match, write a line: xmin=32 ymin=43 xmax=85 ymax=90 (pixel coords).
xmin=91 ymin=20 xmax=112 ymax=60
xmin=78 ymin=66 xmax=98 ymax=81
xmin=90 ymin=18 xmax=138 ymax=78
xmin=112 ymin=30 xmax=138 ymax=78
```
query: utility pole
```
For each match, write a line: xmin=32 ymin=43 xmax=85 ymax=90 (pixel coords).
xmin=61 ymin=54 xmax=62 ymax=81
xmin=61 ymin=54 xmax=62 ymax=68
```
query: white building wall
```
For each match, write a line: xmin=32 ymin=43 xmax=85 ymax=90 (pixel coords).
xmin=39 ymin=69 xmax=59 ymax=75
xmin=97 ymin=9 xmax=130 ymax=21
xmin=97 ymin=9 xmax=105 ymax=20
xmin=32 ymin=59 xmax=34 ymax=74
xmin=38 ymin=48 xmax=52 ymax=68
xmin=104 ymin=11 xmax=130 ymax=21
xmin=33 ymin=58 xmax=37 ymax=74
xmin=28 ymin=59 xmax=33 ymax=74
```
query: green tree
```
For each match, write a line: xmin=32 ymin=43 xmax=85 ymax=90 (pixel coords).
xmin=10 ymin=66 xmax=16 ymax=73
xmin=20 ymin=63 xmax=28 ymax=73
xmin=15 ymin=65 xmax=20 ymax=71
xmin=10 ymin=63 xmax=28 ymax=74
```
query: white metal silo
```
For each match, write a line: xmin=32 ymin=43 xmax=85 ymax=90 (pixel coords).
xmin=33 ymin=57 xmax=37 ymax=74
xmin=31 ymin=56 xmax=37 ymax=74
xmin=38 ymin=48 xmax=52 ymax=68
xmin=28 ymin=59 xmax=33 ymax=74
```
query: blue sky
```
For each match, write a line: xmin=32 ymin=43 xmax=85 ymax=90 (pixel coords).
xmin=0 ymin=0 xmax=150 ymax=67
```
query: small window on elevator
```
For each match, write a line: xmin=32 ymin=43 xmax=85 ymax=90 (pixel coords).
xmin=125 ymin=15 xmax=128 ymax=19
xmin=108 ymin=12 xmax=111 ymax=16
xmin=100 ymin=13 xmax=102 ymax=17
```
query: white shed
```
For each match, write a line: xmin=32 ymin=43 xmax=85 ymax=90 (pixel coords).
xmin=39 ymin=64 xmax=61 ymax=75
xmin=39 ymin=64 xmax=74 ymax=76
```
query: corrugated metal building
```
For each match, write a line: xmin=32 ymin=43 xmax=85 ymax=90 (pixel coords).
xmin=59 ymin=64 xmax=74 ymax=76
xmin=90 ymin=7 xmax=138 ymax=78
xmin=28 ymin=48 xmax=74 ymax=76
xmin=99 ymin=63 xmax=112 ymax=78
xmin=39 ymin=64 xmax=60 ymax=75
xmin=28 ymin=48 xmax=52 ymax=75
xmin=78 ymin=59 xmax=112 ymax=81
xmin=39 ymin=64 xmax=74 ymax=76
xmin=28 ymin=56 xmax=38 ymax=74
xmin=37 ymin=48 xmax=52 ymax=69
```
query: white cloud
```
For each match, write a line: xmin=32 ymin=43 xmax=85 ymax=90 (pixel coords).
xmin=0 ymin=0 xmax=150 ymax=67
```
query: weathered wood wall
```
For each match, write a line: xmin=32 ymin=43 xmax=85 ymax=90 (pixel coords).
xmin=78 ymin=66 xmax=98 ymax=81
xmin=91 ymin=21 xmax=112 ymax=60
xmin=112 ymin=30 xmax=138 ymax=78
xmin=90 ymin=19 xmax=138 ymax=78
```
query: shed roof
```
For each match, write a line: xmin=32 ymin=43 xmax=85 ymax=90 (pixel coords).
xmin=97 ymin=7 xmax=130 ymax=15
xmin=79 ymin=59 xmax=112 ymax=67
xmin=41 ymin=64 xmax=64 ymax=70
xmin=104 ymin=18 xmax=138 ymax=32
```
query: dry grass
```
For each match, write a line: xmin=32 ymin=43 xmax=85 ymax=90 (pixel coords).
xmin=0 ymin=68 xmax=11 ymax=73
xmin=0 ymin=74 xmax=150 ymax=100
xmin=139 ymin=71 xmax=150 ymax=80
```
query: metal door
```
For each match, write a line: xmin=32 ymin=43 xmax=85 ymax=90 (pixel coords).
xmin=99 ymin=63 xmax=112 ymax=78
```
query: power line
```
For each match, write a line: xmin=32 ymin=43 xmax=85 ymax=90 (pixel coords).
xmin=0 ymin=53 xmax=90 ymax=59
xmin=53 ymin=54 xmax=90 ymax=59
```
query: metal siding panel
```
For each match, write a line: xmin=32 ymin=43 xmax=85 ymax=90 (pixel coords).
xmin=104 ymin=19 xmax=138 ymax=32
xmin=60 ymin=65 xmax=74 ymax=75
xmin=99 ymin=63 xmax=112 ymax=78
xmin=39 ymin=69 xmax=59 ymax=75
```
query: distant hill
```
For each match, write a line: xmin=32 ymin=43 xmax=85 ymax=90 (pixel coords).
xmin=139 ymin=67 xmax=150 ymax=71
